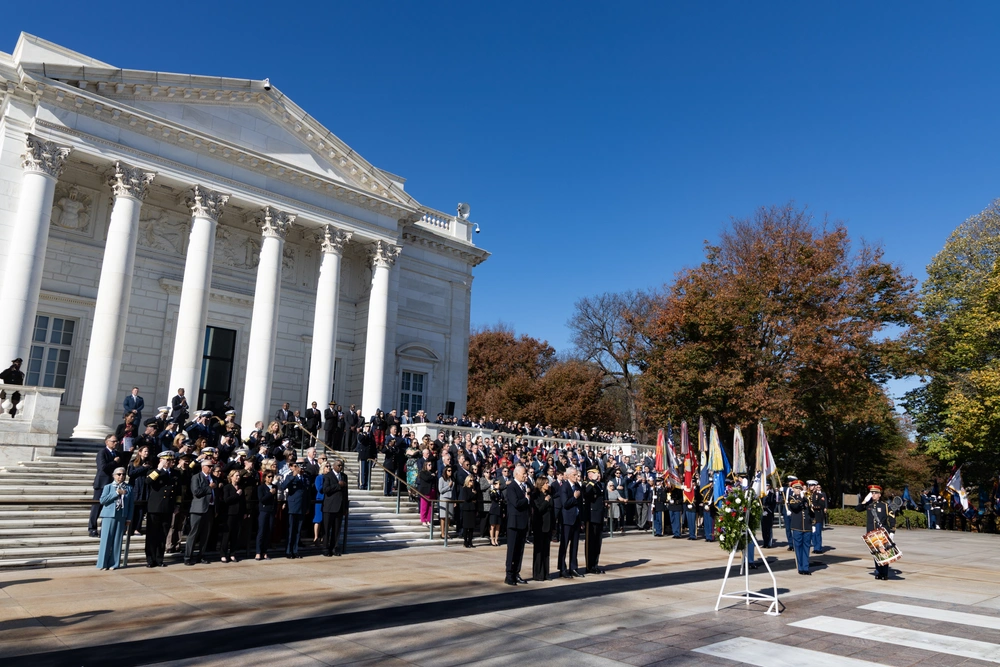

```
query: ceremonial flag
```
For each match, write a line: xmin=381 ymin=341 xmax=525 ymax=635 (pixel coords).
xmin=732 ymin=426 xmax=747 ymax=475
xmin=665 ymin=431 xmax=681 ymax=484
xmin=680 ymin=421 xmax=690 ymax=456
xmin=655 ymin=429 xmax=666 ymax=473
xmin=708 ymin=425 xmax=731 ymax=504
xmin=683 ymin=452 xmax=696 ymax=503
xmin=753 ymin=421 xmax=776 ymax=498
xmin=946 ymin=466 xmax=969 ymax=511
xmin=902 ymin=485 xmax=915 ymax=510
xmin=698 ymin=416 xmax=707 ymax=453
xmin=699 ymin=455 xmax=712 ymax=501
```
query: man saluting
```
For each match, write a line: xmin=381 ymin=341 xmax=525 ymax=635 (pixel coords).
xmin=856 ymin=484 xmax=896 ymax=580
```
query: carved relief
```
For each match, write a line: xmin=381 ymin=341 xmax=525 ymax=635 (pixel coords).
xmin=51 ymin=184 xmax=95 ymax=233
xmin=282 ymin=245 xmax=295 ymax=271
xmin=138 ymin=208 xmax=187 ymax=255
xmin=215 ymin=225 xmax=258 ymax=269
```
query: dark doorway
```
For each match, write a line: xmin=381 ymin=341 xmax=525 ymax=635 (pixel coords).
xmin=198 ymin=326 xmax=237 ymax=414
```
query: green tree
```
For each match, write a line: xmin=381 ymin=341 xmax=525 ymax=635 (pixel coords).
xmin=905 ymin=200 xmax=1000 ymax=478
xmin=639 ymin=204 xmax=918 ymax=494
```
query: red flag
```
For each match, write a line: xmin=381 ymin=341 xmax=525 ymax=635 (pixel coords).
xmin=655 ymin=429 xmax=666 ymax=473
xmin=683 ymin=452 xmax=696 ymax=503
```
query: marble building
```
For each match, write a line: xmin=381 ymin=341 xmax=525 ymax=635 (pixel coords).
xmin=0 ymin=33 xmax=489 ymax=439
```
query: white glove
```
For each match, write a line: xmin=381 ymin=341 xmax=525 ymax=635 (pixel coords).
xmin=863 ymin=492 xmax=872 ymax=504
xmin=889 ymin=532 xmax=895 ymax=541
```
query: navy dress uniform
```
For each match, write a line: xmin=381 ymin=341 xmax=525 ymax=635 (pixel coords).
xmin=786 ymin=480 xmax=814 ymax=574
xmin=144 ymin=451 xmax=177 ymax=567
xmin=855 ymin=484 xmax=896 ymax=580
xmin=808 ymin=480 xmax=828 ymax=553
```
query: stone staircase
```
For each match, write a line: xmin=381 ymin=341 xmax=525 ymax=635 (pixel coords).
xmin=0 ymin=441 xmax=471 ymax=569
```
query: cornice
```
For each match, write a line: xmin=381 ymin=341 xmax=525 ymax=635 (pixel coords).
xmin=33 ymin=119 xmax=398 ymax=243
xmin=158 ymin=278 xmax=254 ymax=307
xmin=39 ymin=290 xmax=96 ymax=308
xmin=402 ymin=229 xmax=490 ymax=268
xmin=18 ymin=74 xmax=418 ymax=220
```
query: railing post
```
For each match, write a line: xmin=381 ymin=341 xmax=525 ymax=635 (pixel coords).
xmin=429 ymin=503 xmax=434 ymax=541
xmin=396 ymin=476 xmax=401 ymax=514
xmin=444 ymin=512 xmax=449 ymax=548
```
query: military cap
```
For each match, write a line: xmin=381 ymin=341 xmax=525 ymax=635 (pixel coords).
xmin=786 ymin=475 xmax=798 ymax=481
xmin=201 ymin=447 xmax=218 ymax=455
xmin=807 ymin=480 xmax=819 ymax=486
xmin=157 ymin=451 xmax=177 ymax=459
xmin=790 ymin=480 xmax=805 ymax=489
xmin=868 ymin=484 xmax=882 ymax=493
xmin=144 ymin=418 xmax=160 ymax=427
xmin=225 ymin=409 xmax=236 ymax=416
xmin=157 ymin=405 xmax=170 ymax=413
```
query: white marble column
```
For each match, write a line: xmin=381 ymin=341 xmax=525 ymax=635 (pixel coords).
xmin=241 ymin=206 xmax=294 ymax=430
xmin=73 ymin=162 xmax=156 ymax=438
xmin=0 ymin=134 xmax=71 ymax=364
xmin=166 ymin=186 xmax=229 ymax=408
xmin=306 ymin=225 xmax=351 ymax=407
xmin=361 ymin=240 xmax=400 ymax=419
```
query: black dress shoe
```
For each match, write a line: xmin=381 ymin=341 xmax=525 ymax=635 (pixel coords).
xmin=333 ymin=550 xmax=341 ymax=557
xmin=146 ymin=564 xmax=156 ymax=568
xmin=323 ymin=553 xmax=333 ymax=557
xmin=559 ymin=570 xmax=570 ymax=578
xmin=515 ymin=576 xmax=529 ymax=584
xmin=159 ymin=563 xmax=168 ymax=567
xmin=89 ymin=531 xmax=99 ymax=538
xmin=570 ymin=569 xmax=585 ymax=578
xmin=589 ymin=568 xmax=606 ymax=575
xmin=748 ymin=563 xmax=759 ymax=570
xmin=199 ymin=559 xmax=210 ymax=564
xmin=184 ymin=561 xmax=195 ymax=566
xmin=504 ymin=578 xmax=517 ymax=586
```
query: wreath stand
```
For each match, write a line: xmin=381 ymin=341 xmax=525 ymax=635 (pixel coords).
xmin=714 ymin=505 xmax=781 ymax=616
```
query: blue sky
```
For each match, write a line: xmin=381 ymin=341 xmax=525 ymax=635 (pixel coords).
xmin=5 ymin=3 xmax=999 ymax=401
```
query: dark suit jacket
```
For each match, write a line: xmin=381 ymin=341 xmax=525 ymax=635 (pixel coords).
xmin=559 ymin=481 xmax=582 ymax=526
xmin=93 ymin=447 xmax=120 ymax=490
xmin=222 ymin=483 xmax=246 ymax=516
xmin=321 ymin=471 xmax=349 ymax=514
xmin=258 ymin=483 xmax=278 ymax=512
xmin=532 ymin=494 xmax=554 ymax=533
xmin=123 ymin=394 xmax=144 ymax=421
xmin=145 ymin=468 xmax=176 ymax=514
xmin=303 ymin=408 xmax=321 ymax=433
xmin=323 ymin=408 xmax=336 ymax=434
xmin=505 ymin=481 xmax=530 ymax=530
xmin=170 ymin=394 xmax=188 ymax=423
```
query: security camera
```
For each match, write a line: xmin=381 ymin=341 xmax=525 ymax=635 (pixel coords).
xmin=473 ymin=223 xmax=481 ymax=234
xmin=263 ymin=78 xmax=271 ymax=91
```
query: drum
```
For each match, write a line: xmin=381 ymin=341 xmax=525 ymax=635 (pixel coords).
xmin=863 ymin=527 xmax=902 ymax=566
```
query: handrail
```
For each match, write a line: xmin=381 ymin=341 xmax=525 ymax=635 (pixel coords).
xmin=408 ymin=423 xmax=654 ymax=457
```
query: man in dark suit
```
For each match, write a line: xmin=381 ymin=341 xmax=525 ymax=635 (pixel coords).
xmin=170 ymin=388 xmax=189 ymax=425
xmin=275 ymin=402 xmax=293 ymax=438
xmin=303 ymin=402 xmax=322 ymax=441
xmin=185 ymin=459 xmax=216 ymax=565
xmin=145 ymin=451 xmax=177 ymax=567
xmin=123 ymin=387 xmax=144 ymax=423
xmin=558 ymin=466 xmax=584 ymax=577
xmin=281 ymin=463 xmax=308 ymax=558
xmin=323 ymin=401 xmax=337 ymax=447
xmin=343 ymin=405 xmax=359 ymax=452
xmin=504 ymin=465 xmax=531 ymax=585
xmin=322 ymin=459 xmax=349 ymax=556
xmin=89 ymin=434 xmax=122 ymax=537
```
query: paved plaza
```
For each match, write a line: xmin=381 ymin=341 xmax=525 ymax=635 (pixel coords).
xmin=1 ymin=525 xmax=999 ymax=666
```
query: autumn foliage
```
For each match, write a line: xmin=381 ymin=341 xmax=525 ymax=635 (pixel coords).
xmin=467 ymin=325 xmax=617 ymax=430
xmin=638 ymin=204 xmax=919 ymax=493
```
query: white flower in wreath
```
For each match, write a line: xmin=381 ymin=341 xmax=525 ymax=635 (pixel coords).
xmin=735 ymin=497 xmax=742 ymax=504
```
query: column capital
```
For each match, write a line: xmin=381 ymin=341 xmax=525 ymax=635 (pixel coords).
xmin=369 ymin=240 xmax=401 ymax=269
xmin=319 ymin=225 xmax=352 ymax=255
xmin=185 ymin=185 xmax=230 ymax=221
xmin=21 ymin=134 xmax=71 ymax=179
xmin=258 ymin=206 xmax=294 ymax=239
xmin=107 ymin=161 xmax=156 ymax=201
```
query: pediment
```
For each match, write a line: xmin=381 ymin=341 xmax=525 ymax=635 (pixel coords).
xmin=115 ymin=99 xmax=360 ymax=186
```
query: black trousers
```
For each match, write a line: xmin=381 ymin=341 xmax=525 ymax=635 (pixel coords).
xmin=323 ymin=511 xmax=343 ymax=555
xmin=145 ymin=511 xmax=170 ymax=565
xmin=220 ymin=514 xmax=241 ymax=558
xmin=532 ymin=530 xmax=551 ymax=581
xmin=761 ymin=511 xmax=774 ymax=547
xmin=585 ymin=521 xmax=603 ymax=570
xmin=88 ymin=489 xmax=102 ymax=532
xmin=558 ymin=521 xmax=580 ymax=573
xmin=505 ymin=526 xmax=527 ymax=579
xmin=257 ymin=511 xmax=274 ymax=555
xmin=185 ymin=511 xmax=212 ymax=562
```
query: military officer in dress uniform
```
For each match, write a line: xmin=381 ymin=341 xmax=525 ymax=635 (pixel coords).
xmin=786 ymin=480 xmax=814 ymax=575
xmin=583 ymin=466 xmax=607 ymax=574
xmin=781 ymin=475 xmax=798 ymax=550
xmin=667 ymin=481 xmax=684 ymax=538
xmin=855 ymin=484 xmax=896 ymax=580
xmin=145 ymin=451 xmax=177 ymax=567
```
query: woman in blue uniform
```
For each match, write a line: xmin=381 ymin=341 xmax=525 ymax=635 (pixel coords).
xmin=96 ymin=467 xmax=134 ymax=570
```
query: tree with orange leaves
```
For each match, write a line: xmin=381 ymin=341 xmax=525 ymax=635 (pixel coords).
xmin=639 ymin=204 xmax=918 ymax=494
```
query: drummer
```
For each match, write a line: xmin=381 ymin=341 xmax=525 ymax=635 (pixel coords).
xmin=855 ymin=484 xmax=896 ymax=580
